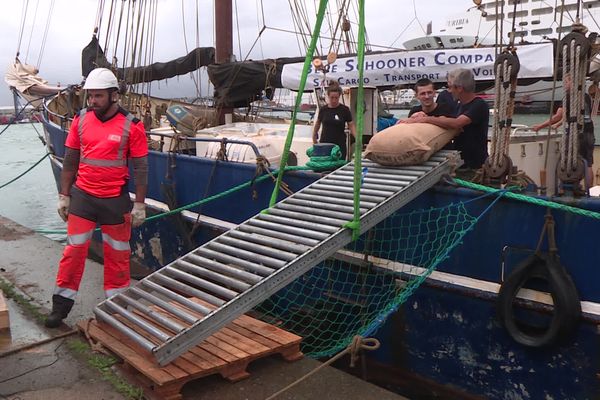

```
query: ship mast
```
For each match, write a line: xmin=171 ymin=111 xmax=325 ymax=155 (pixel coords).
xmin=215 ymin=0 xmax=233 ymax=123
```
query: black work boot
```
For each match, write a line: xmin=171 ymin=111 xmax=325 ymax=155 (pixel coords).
xmin=44 ymin=294 xmax=74 ymax=328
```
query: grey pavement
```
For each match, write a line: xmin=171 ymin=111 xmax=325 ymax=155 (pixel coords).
xmin=0 ymin=216 xmax=106 ymax=327
xmin=0 ymin=294 xmax=126 ymax=400
xmin=0 ymin=215 xmax=407 ymax=400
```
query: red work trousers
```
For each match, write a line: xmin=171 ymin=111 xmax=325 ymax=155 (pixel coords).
xmin=54 ymin=213 xmax=132 ymax=300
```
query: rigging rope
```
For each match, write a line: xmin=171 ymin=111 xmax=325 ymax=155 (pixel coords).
xmin=180 ymin=0 xmax=201 ymax=96
xmin=94 ymin=0 xmax=105 ymax=36
xmin=111 ymin=0 xmax=126 ymax=67
xmin=36 ymin=165 xmax=313 ymax=235
xmin=558 ymin=22 xmax=590 ymax=183
xmin=0 ymin=94 xmax=48 ymax=137
xmin=0 ymin=153 xmax=49 ymax=191
xmin=37 ymin=0 xmax=56 ymax=69
xmin=268 ymin=0 xmax=329 ymax=208
xmin=455 ymin=178 xmax=600 ymax=220
xmin=103 ymin=0 xmax=116 ymax=56
xmin=234 ymin=0 xmax=243 ymax=61
xmin=120 ymin=0 xmax=132 ymax=89
xmin=135 ymin=0 xmax=149 ymax=87
xmin=344 ymin=0 xmax=366 ymax=241
xmin=288 ymin=0 xmax=310 ymax=53
xmin=145 ymin=0 xmax=159 ymax=96
xmin=484 ymin=3 xmax=520 ymax=184
xmin=195 ymin=0 xmax=201 ymax=98
xmin=487 ymin=52 xmax=518 ymax=179
xmin=254 ymin=0 xmax=266 ymax=59
xmin=16 ymin=0 xmax=30 ymax=57
xmin=24 ymin=0 xmax=40 ymax=63
xmin=326 ymin=0 xmax=346 ymax=57
xmin=540 ymin=0 xmax=566 ymax=189
xmin=265 ymin=335 xmax=380 ymax=400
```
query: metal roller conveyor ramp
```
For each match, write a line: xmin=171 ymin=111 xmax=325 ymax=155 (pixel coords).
xmin=94 ymin=150 xmax=461 ymax=365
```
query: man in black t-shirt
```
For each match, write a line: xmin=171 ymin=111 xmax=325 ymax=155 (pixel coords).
xmin=403 ymin=68 xmax=489 ymax=171
xmin=436 ymin=73 xmax=460 ymax=117
xmin=405 ymin=78 xmax=454 ymax=119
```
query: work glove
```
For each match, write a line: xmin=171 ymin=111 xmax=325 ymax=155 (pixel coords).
xmin=57 ymin=194 xmax=70 ymax=222
xmin=131 ymin=202 xmax=146 ymax=228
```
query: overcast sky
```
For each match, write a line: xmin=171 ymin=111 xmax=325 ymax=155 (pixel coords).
xmin=0 ymin=0 xmax=464 ymax=106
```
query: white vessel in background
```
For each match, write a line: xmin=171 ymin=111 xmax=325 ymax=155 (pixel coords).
xmin=403 ymin=0 xmax=600 ymax=104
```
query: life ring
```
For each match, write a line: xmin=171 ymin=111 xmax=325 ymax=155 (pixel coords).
xmin=497 ymin=253 xmax=581 ymax=347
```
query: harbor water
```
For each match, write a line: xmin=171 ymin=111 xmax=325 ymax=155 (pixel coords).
xmin=0 ymin=123 xmax=65 ymax=241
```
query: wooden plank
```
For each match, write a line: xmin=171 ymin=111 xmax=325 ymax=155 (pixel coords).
xmin=225 ymin=323 xmax=280 ymax=350
xmin=197 ymin=340 xmax=241 ymax=363
xmin=203 ymin=333 xmax=250 ymax=359
xmin=236 ymin=315 xmax=302 ymax=345
xmin=0 ymin=290 xmax=9 ymax=331
xmin=82 ymin=298 xmax=304 ymax=400
xmin=77 ymin=320 xmax=175 ymax=385
xmin=92 ymin=319 xmax=189 ymax=381
xmin=123 ymin=310 xmax=212 ymax=371
xmin=186 ymin=345 xmax=228 ymax=369
xmin=113 ymin=314 xmax=204 ymax=377
xmin=132 ymin=306 xmax=231 ymax=368
xmin=236 ymin=314 xmax=301 ymax=342
xmin=218 ymin=327 xmax=270 ymax=355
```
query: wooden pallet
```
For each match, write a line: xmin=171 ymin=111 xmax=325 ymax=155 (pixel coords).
xmin=0 ymin=290 xmax=9 ymax=331
xmin=77 ymin=311 xmax=303 ymax=400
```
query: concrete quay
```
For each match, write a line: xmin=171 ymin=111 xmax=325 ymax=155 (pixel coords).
xmin=0 ymin=215 xmax=407 ymax=400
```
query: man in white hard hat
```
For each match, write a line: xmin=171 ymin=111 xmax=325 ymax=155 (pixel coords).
xmin=46 ymin=67 xmax=148 ymax=328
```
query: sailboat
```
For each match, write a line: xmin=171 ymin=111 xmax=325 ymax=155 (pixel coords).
xmin=6 ymin=0 xmax=600 ymax=399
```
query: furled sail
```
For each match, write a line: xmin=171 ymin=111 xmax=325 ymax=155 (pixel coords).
xmin=81 ymin=36 xmax=215 ymax=84
xmin=4 ymin=58 xmax=63 ymax=97
xmin=207 ymin=56 xmax=304 ymax=108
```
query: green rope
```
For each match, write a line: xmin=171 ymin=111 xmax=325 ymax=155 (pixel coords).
xmin=268 ymin=0 xmax=329 ymax=208
xmin=35 ymin=165 xmax=311 ymax=235
xmin=305 ymin=144 xmax=347 ymax=171
xmin=0 ymin=153 xmax=49 ymax=190
xmin=455 ymin=178 xmax=600 ymax=220
xmin=343 ymin=0 xmax=366 ymax=242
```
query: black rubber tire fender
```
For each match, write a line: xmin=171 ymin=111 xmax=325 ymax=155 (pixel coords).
xmin=497 ymin=253 xmax=581 ymax=347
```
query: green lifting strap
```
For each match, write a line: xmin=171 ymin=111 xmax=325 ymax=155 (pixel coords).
xmin=268 ymin=0 xmax=329 ymax=208
xmin=343 ymin=0 xmax=366 ymax=241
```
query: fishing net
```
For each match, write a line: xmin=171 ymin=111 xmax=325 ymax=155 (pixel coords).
xmin=255 ymin=201 xmax=479 ymax=358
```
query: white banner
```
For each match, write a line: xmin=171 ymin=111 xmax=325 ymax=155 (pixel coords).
xmin=281 ymin=43 xmax=554 ymax=90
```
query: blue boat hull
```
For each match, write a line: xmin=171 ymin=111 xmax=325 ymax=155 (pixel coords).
xmin=370 ymin=284 xmax=600 ymax=399
xmin=43 ymin=117 xmax=600 ymax=399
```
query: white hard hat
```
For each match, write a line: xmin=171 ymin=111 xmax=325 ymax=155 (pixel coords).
xmin=83 ymin=68 xmax=119 ymax=90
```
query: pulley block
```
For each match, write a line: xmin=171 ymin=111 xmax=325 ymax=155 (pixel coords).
xmin=494 ymin=52 xmax=520 ymax=80
xmin=557 ymin=156 xmax=585 ymax=183
xmin=483 ymin=154 xmax=513 ymax=181
xmin=560 ymin=32 xmax=591 ymax=61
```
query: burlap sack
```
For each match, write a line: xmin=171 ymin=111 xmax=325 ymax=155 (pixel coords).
xmin=364 ymin=123 xmax=458 ymax=166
